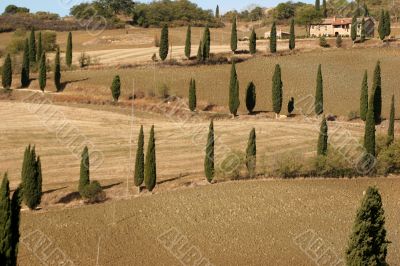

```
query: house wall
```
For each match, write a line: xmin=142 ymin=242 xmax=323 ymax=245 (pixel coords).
xmin=310 ymin=20 xmax=374 ymax=37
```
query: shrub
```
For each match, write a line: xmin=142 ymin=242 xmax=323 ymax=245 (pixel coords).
xmin=6 ymin=38 xmax=25 ymax=54
xmin=319 ymin=36 xmax=329 ymax=47
xmin=336 ymin=35 xmax=342 ymax=48
xmin=81 ymin=181 xmax=106 ymax=203
xmin=217 ymin=150 xmax=246 ymax=180
xmin=312 ymin=150 xmax=357 ymax=178
xmin=274 ymin=153 xmax=303 ymax=178
xmin=347 ymin=110 xmax=358 ymax=121
xmin=78 ymin=52 xmax=91 ymax=68
xmin=157 ymin=83 xmax=169 ymax=99
xmin=377 ymin=139 xmax=400 ymax=175
xmin=42 ymin=31 xmax=57 ymax=52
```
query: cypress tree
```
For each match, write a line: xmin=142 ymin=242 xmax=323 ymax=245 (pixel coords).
xmin=134 ymin=125 xmax=144 ymax=188
xmin=159 ymin=24 xmax=169 ymax=61
xmin=79 ymin=146 xmax=90 ymax=196
xmin=246 ymin=128 xmax=256 ymax=178
xmin=29 ymin=28 xmax=36 ymax=64
xmin=231 ymin=17 xmax=238 ymax=53
xmin=110 ymin=75 xmax=121 ymax=102
xmin=2 ymin=54 xmax=12 ymax=89
xmin=54 ymin=48 xmax=61 ymax=92
xmin=36 ymin=32 xmax=42 ymax=63
xmin=38 ymin=52 xmax=46 ymax=92
xmin=215 ymin=5 xmax=220 ymax=18
xmin=288 ymin=97 xmax=295 ymax=115
xmin=229 ymin=61 xmax=240 ymax=116
xmin=9 ymin=186 xmax=22 ymax=266
xmin=372 ymin=61 xmax=382 ymax=124
xmin=144 ymin=125 xmax=157 ymax=192
xmin=249 ymin=28 xmax=257 ymax=55
xmin=185 ymin=25 xmax=191 ymax=60
xmin=364 ymin=91 xmax=376 ymax=157
xmin=272 ymin=64 xmax=283 ymax=116
xmin=346 ymin=187 xmax=388 ymax=265
xmin=384 ymin=10 xmax=391 ymax=38
xmin=197 ymin=41 xmax=203 ymax=62
xmin=21 ymin=39 xmax=30 ymax=88
xmin=360 ymin=17 xmax=366 ymax=42
xmin=21 ymin=146 xmax=42 ymax=210
xmin=315 ymin=0 xmax=320 ymax=11
xmin=315 ymin=64 xmax=324 ymax=115
xmin=202 ymin=25 xmax=211 ymax=61
xmin=289 ymin=19 xmax=295 ymax=50
xmin=204 ymin=120 xmax=214 ymax=183
xmin=351 ymin=16 xmax=357 ymax=43
xmin=387 ymin=95 xmax=395 ymax=146
xmin=360 ymin=70 xmax=368 ymax=121
xmin=0 ymin=173 xmax=11 ymax=263
xmin=66 ymin=32 xmax=73 ymax=67
xmin=336 ymin=34 xmax=342 ymax=48
xmin=378 ymin=10 xmax=386 ymax=41
xmin=270 ymin=22 xmax=277 ymax=53
xmin=322 ymin=0 xmax=327 ymax=17
xmin=245 ymin=81 xmax=256 ymax=114
xmin=317 ymin=116 xmax=328 ymax=156
xmin=189 ymin=79 xmax=196 ymax=112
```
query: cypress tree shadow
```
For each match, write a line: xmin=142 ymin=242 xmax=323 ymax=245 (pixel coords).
xmin=58 ymin=78 xmax=89 ymax=92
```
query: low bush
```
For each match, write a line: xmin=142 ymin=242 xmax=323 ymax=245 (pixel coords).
xmin=319 ymin=36 xmax=329 ymax=48
xmin=347 ymin=110 xmax=358 ymax=121
xmin=274 ymin=153 xmax=303 ymax=178
xmin=81 ymin=181 xmax=106 ymax=203
xmin=311 ymin=150 xmax=358 ymax=178
xmin=377 ymin=140 xmax=400 ymax=175
xmin=157 ymin=83 xmax=170 ymax=99
xmin=78 ymin=52 xmax=91 ymax=68
xmin=216 ymin=150 xmax=247 ymax=180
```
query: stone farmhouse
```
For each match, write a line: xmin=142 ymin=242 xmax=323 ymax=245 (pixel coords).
xmin=310 ymin=17 xmax=375 ymax=37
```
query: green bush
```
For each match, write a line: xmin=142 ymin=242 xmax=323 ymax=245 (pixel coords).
xmin=319 ymin=36 xmax=329 ymax=48
xmin=377 ymin=140 xmax=400 ymax=175
xmin=274 ymin=153 xmax=303 ymax=178
xmin=157 ymin=83 xmax=170 ymax=99
xmin=347 ymin=110 xmax=358 ymax=121
xmin=81 ymin=181 xmax=106 ymax=203
xmin=41 ymin=31 xmax=57 ymax=52
xmin=312 ymin=150 xmax=357 ymax=178
xmin=6 ymin=38 xmax=25 ymax=54
xmin=216 ymin=150 xmax=246 ymax=180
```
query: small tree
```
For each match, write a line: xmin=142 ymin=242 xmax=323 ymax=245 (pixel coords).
xmin=159 ymin=24 xmax=169 ymax=61
xmin=387 ymin=95 xmax=395 ymax=146
xmin=245 ymin=81 xmax=256 ymax=114
xmin=204 ymin=120 xmax=214 ymax=183
xmin=2 ymin=54 xmax=12 ymax=89
xmin=229 ymin=61 xmax=240 ymax=116
xmin=317 ymin=116 xmax=328 ymax=156
xmin=384 ymin=10 xmax=391 ymax=38
xmin=360 ymin=17 xmax=366 ymax=42
xmin=54 ymin=48 xmax=61 ymax=92
xmin=36 ymin=32 xmax=42 ymax=63
xmin=189 ymin=79 xmax=196 ymax=112
xmin=378 ymin=10 xmax=386 ymax=41
xmin=144 ymin=125 xmax=157 ymax=192
xmin=0 ymin=173 xmax=11 ymax=263
xmin=315 ymin=64 xmax=324 ymax=115
xmin=336 ymin=34 xmax=342 ymax=48
xmin=185 ymin=25 xmax=191 ymax=59
xmin=38 ymin=52 xmax=46 ymax=92
xmin=372 ymin=61 xmax=382 ymax=124
xmin=288 ymin=97 xmax=295 ymax=115
xmin=202 ymin=25 xmax=211 ymax=61
xmin=364 ymin=91 xmax=376 ymax=157
xmin=231 ymin=17 xmax=238 ymax=53
xmin=29 ymin=28 xmax=36 ymax=64
xmin=196 ymin=41 xmax=203 ymax=62
xmin=110 ymin=75 xmax=121 ymax=102
xmin=249 ymin=28 xmax=257 ymax=55
xmin=66 ymin=32 xmax=73 ymax=67
xmin=272 ymin=64 xmax=283 ymax=116
xmin=79 ymin=146 xmax=90 ymax=196
xmin=21 ymin=146 xmax=42 ymax=210
xmin=289 ymin=19 xmax=295 ymax=51
xmin=21 ymin=38 xmax=30 ymax=88
xmin=346 ymin=187 xmax=388 ymax=265
xmin=134 ymin=125 xmax=144 ymax=189
xmin=360 ymin=70 xmax=368 ymax=121
xmin=351 ymin=16 xmax=357 ymax=43
xmin=270 ymin=22 xmax=277 ymax=53
xmin=246 ymin=128 xmax=256 ymax=178
xmin=319 ymin=36 xmax=329 ymax=47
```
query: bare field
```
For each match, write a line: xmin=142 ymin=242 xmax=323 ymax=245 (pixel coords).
xmin=18 ymin=178 xmax=400 ymax=265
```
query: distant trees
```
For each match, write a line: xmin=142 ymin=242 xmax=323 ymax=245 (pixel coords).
xmin=4 ymin=5 xmax=30 ymax=14
xmin=134 ymin=126 xmax=144 ymax=189
xmin=21 ymin=39 xmax=30 ymax=88
xmin=270 ymin=22 xmax=277 ymax=53
xmin=204 ymin=120 xmax=215 ymax=183
xmin=315 ymin=64 xmax=324 ymax=115
xmin=54 ymin=48 xmax=61 ymax=92
xmin=317 ymin=116 xmax=328 ymax=156
xmin=387 ymin=95 xmax=395 ymax=146
xmin=201 ymin=25 xmax=211 ymax=61
xmin=189 ymin=79 xmax=196 ymax=112
xmin=110 ymin=75 xmax=121 ymax=102
xmin=229 ymin=61 xmax=240 ymax=116
xmin=66 ymin=32 xmax=73 ymax=67
xmin=21 ymin=145 xmax=42 ymax=210
xmin=289 ymin=19 xmax=295 ymax=51
xmin=231 ymin=17 xmax=237 ymax=53
xmin=38 ymin=52 xmax=46 ymax=92
xmin=372 ymin=61 xmax=382 ymax=124
xmin=159 ymin=24 xmax=169 ymax=61
xmin=29 ymin=29 xmax=36 ymax=64
xmin=245 ymin=82 xmax=256 ymax=114
xmin=249 ymin=28 xmax=257 ymax=55
xmin=360 ymin=70 xmax=368 ymax=121
xmin=246 ymin=128 xmax=256 ymax=178
xmin=346 ymin=187 xmax=388 ymax=265
xmin=2 ymin=54 xmax=12 ymax=89
xmin=144 ymin=126 xmax=157 ymax=192
xmin=295 ymin=5 xmax=322 ymax=37
xmin=272 ymin=64 xmax=283 ymax=116
xmin=185 ymin=25 xmax=191 ymax=59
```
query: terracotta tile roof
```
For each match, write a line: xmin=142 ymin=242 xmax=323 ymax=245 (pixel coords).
xmin=312 ymin=17 xmax=373 ymax=25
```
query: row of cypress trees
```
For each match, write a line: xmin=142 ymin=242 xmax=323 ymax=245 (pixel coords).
xmin=378 ymin=10 xmax=391 ymax=41
xmin=269 ymin=19 xmax=296 ymax=53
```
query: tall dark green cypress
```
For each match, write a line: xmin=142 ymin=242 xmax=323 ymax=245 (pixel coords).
xmin=79 ymin=146 xmax=90 ymax=196
xmin=360 ymin=70 xmax=368 ymax=121
xmin=189 ymin=78 xmax=196 ymax=112
xmin=0 ymin=173 xmax=11 ymax=263
xmin=289 ymin=19 xmax=295 ymax=50
xmin=229 ymin=61 xmax=240 ymax=116
xmin=2 ymin=54 xmax=12 ymax=89
xmin=9 ymin=186 xmax=22 ymax=266
xmin=372 ymin=61 xmax=382 ymax=124
xmin=215 ymin=5 xmax=220 ymax=18
xmin=197 ymin=41 xmax=203 ymax=62
xmin=38 ymin=52 xmax=46 ymax=92
xmin=159 ymin=24 xmax=169 ymax=61
xmin=315 ymin=0 xmax=320 ymax=11
xmin=231 ymin=17 xmax=238 ymax=53
xmin=322 ymin=0 xmax=327 ymax=17
xmin=29 ymin=28 xmax=36 ymax=64
xmin=384 ymin=10 xmax=391 ymax=38
xmin=387 ymin=95 xmax=395 ymax=146
xmin=204 ymin=120 xmax=214 ymax=183
xmin=288 ymin=97 xmax=295 ymax=114
xmin=134 ymin=126 xmax=144 ymax=188
xmin=66 ymin=32 xmax=73 ymax=67
xmin=346 ymin=187 xmax=388 ymax=265
xmin=246 ymin=128 xmax=256 ymax=178
xmin=144 ymin=125 xmax=156 ymax=192
xmin=185 ymin=25 xmax=191 ymax=59
xmin=315 ymin=64 xmax=324 ymax=115
xmin=245 ymin=81 xmax=256 ymax=114
xmin=378 ymin=10 xmax=386 ymax=41
xmin=249 ymin=28 xmax=257 ymax=55
xmin=21 ymin=146 xmax=42 ymax=210
xmin=272 ymin=64 xmax=283 ymax=115
xmin=360 ymin=17 xmax=366 ymax=42
xmin=54 ymin=48 xmax=61 ymax=92
xmin=351 ymin=16 xmax=357 ymax=43
xmin=110 ymin=75 xmax=121 ymax=102
xmin=364 ymin=91 xmax=376 ymax=157
xmin=270 ymin=22 xmax=277 ymax=53
xmin=21 ymin=39 xmax=30 ymax=88
xmin=202 ymin=25 xmax=210 ymax=61
xmin=36 ymin=32 xmax=42 ymax=63
xmin=317 ymin=116 xmax=328 ymax=156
